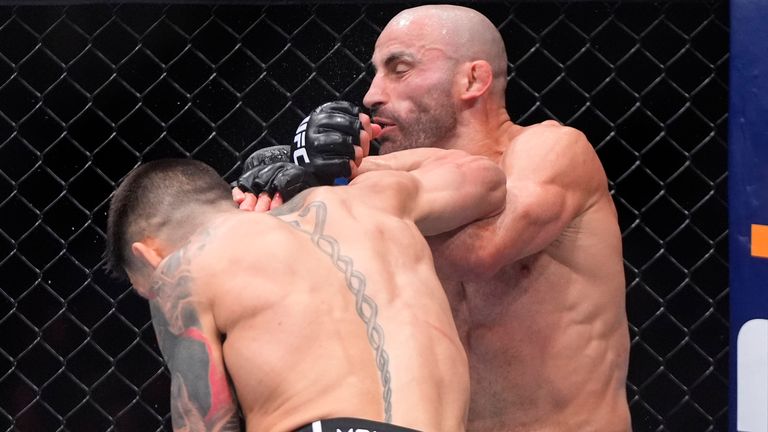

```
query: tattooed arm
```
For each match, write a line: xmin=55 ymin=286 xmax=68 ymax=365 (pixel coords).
xmin=149 ymin=248 xmax=241 ymax=432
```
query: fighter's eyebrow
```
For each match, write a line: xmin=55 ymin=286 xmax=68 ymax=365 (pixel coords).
xmin=382 ymin=51 xmax=415 ymax=69
xmin=370 ymin=51 xmax=415 ymax=73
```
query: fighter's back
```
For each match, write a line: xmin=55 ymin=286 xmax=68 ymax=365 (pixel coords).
xmin=190 ymin=185 xmax=469 ymax=431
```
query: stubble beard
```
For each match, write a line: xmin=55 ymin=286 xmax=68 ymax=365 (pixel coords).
xmin=378 ymin=92 xmax=459 ymax=155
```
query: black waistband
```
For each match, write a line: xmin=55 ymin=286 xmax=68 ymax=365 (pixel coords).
xmin=294 ymin=417 xmax=422 ymax=432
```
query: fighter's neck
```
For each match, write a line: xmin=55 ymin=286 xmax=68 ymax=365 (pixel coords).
xmin=158 ymin=205 xmax=238 ymax=257
xmin=448 ymin=115 xmax=517 ymax=161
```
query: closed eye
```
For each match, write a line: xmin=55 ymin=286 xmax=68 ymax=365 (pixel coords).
xmin=382 ymin=51 xmax=415 ymax=77
xmin=392 ymin=62 xmax=411 ymax=75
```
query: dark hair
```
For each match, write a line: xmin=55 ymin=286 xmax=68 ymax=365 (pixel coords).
xmin=105 ymin=159 xmax=232 ymax=279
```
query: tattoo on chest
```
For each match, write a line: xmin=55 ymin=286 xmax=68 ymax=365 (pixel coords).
xmin=280 ymin=200 xmax=394 ymax=423
xmin=148 ymin=229 xmax=238 ymax=431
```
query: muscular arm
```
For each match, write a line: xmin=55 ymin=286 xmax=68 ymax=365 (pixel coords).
xmin=350 ymin=148 xmax=507 ymax=235
xmin=434 ymin=122 xmax=609 ymax=275
xmin=149 ymin=249 xmax=240 ymax=432
xmin=355 ymin=147 xmax=452 ymax=174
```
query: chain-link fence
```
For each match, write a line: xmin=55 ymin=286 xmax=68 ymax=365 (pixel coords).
xmin=0 ymin=2 xmax=728 ymax=431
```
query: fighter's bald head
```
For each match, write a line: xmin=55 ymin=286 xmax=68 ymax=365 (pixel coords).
xmin=379 ymin=5 xmax=508 ymax=97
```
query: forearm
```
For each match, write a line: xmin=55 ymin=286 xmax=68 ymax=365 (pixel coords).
xmin=431 ymin=184 xmax=570 ymax=275
xmin=356 ymin=148 xmax=468 ymax=176
xmin=412 ymin=154 xmax=507 ymax=236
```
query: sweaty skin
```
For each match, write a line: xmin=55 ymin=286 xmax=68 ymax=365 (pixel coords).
xmin=362 ymin=5 xmax=631 ymax=432
xmin=127 ymin=149 xmax=506 ymax=431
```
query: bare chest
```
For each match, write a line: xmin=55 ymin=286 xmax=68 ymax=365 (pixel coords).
xmin=438 ymin=255 xmax=556 ymax=337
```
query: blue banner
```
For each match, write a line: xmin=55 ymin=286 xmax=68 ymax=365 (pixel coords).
xmin=730 ymin=0 xmax=768 ymax=430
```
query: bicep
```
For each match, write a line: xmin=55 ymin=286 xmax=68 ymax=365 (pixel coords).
xmin=150 ymin=302 xmax=240 ymax=431
xmin=473 ymin=127 xmax=603 ymax=262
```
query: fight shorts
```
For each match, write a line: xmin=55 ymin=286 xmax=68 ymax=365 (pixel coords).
xmin=295 ymin=417 xmax=422 ymax=432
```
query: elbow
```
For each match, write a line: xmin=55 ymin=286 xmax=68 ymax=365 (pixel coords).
xmin=463 ymin=240 xmax=507 ymax=278
xmin=487 ymin=176 xmax=507 ymax=217
xmin=475 ymin=156 xmax=506 ymax=189
xmin=464 ymin=155 xmax=508 ymax=215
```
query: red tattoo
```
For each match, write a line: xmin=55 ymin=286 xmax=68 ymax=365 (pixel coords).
xmin=182 ymin=327 xmax=235 ymax=423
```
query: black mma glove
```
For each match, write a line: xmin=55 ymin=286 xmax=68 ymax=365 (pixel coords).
xmin=236 ymin=162 xmax=318 ymax=201
xmin=241 ymin=144 xmax=291 ymax=169
xmin=234 ymin=145 xmax=318 ymax=201
xmin=290 ymin=101 xmax=361 ymax=185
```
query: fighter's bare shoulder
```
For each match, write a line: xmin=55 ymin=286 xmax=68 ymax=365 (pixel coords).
xmin=510 ymin=120 xmax=605 ymax=178
xmin=506 ymin=120 xmax=608 ymax=201
xmin=513 ymin=120 xmax=592 ymax=153
xmin=188 ymin=212 xmax=289 ymax=274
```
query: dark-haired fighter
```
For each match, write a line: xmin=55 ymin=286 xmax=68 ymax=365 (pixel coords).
xmin=106 ymin=141 xmax=506 ymax=430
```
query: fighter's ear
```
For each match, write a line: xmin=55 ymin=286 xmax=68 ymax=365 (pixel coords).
xmin=460 ymin=60 xmax=493 ymax=101
xmin=131 ymin=239 xmax=164 ymax=269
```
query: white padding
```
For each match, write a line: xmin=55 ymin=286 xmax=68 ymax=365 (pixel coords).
xmin=738 ymin=319 xmax=768 ymax=432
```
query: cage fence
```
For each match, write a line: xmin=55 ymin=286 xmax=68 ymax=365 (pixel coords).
xmin=0 ymin=1 xmax=728 ymax=431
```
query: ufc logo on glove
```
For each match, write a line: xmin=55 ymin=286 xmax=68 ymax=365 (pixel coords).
xmin=293 ymin=115 xmax=311 ymax=165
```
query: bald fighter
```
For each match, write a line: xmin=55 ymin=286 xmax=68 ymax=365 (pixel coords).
xmin=105 ymin=143 xmax=506 ymax=430
xmin=363 ymin=5 xmax=631 ymax=431
xmin=237 ymin=4 xmax=631 ymax=432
